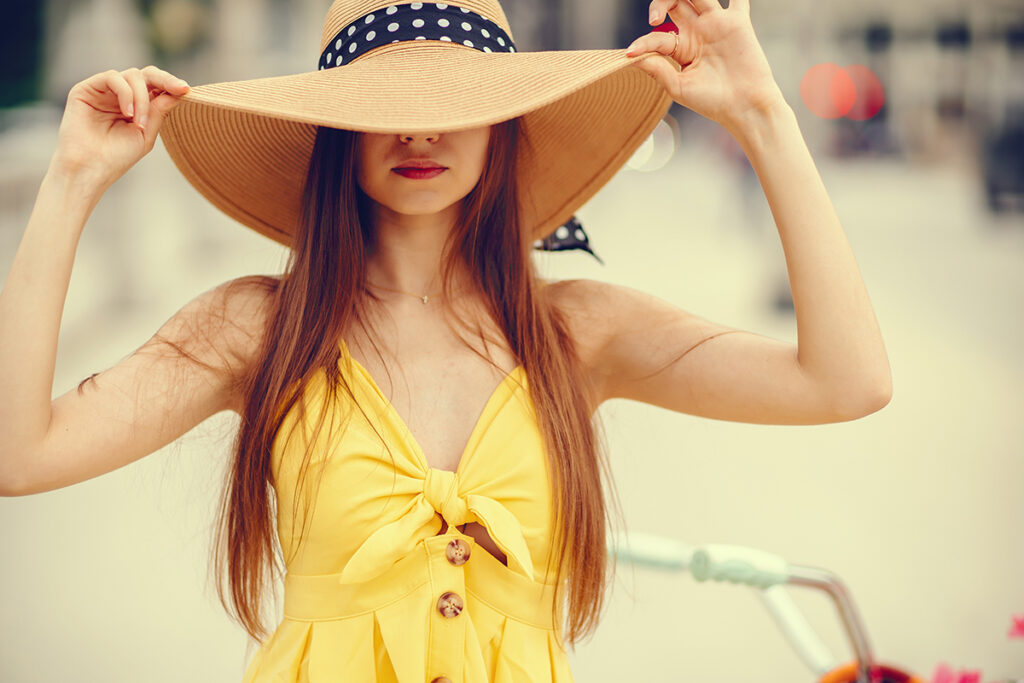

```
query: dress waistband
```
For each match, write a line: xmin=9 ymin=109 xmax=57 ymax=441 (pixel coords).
xmin=283 ymin=530 xmax=561 ymax=630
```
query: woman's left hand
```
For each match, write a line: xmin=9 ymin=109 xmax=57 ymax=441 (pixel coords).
xmin=625 ymin=0 xmax=786 ymax=133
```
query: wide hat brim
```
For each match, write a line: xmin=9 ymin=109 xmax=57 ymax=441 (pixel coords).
xmin=160 ymin=41 xmax=674 ymax=247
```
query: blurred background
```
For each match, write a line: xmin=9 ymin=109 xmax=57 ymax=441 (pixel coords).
xmin=1 ymin=0 xmax=1022 ymax=681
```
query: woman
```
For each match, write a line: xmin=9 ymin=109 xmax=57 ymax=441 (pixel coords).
xmin=0 ymin=0 xmax=891 ymax=680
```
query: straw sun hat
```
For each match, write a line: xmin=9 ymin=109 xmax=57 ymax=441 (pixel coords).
xmin=160 ymin=0 xmax=674 ymax=247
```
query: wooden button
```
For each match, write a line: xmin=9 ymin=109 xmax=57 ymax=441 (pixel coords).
xmin=445 ymin=538 xmax=471 ymax=565
xmin=436 ymin=591 xmax=464 ymax=618
xmin=430 ymin=678 xmax=453 ymax=683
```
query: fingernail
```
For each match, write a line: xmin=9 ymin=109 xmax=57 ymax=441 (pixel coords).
xmin=177 ymin=78 xmax=189 ymax=87
xmin=127 ymin=102 xmax=134 ymax=117
xmin=139 ymin=114 xmax=148 ymax=129
xmin=649 ymin=10 xmax=658 ymax=24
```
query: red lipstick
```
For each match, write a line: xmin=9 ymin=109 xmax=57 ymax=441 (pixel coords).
xmin=393 ymin=158 xmax=447 ymax=179
xmin=393 ymin=167 xmax=446 ymax=179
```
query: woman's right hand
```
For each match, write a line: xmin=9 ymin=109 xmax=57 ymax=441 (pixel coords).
xmin=50 ymin=66 xmax=191 ymax=191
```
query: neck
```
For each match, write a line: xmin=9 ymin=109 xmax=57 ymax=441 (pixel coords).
xmin=365 ymin=202 xmax=467 ymax=294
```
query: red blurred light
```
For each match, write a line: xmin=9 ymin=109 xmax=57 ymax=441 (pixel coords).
xmin=844 ymin=64 xmax=886 ymax=120
xmin=801 ymin=63 xmax=857 ymax=119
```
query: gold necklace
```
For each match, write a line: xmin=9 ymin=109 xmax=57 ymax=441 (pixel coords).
xmin=366 ymin=281 xmax=441 ymax=305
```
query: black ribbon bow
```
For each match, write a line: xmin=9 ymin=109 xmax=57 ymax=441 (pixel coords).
xmin=533 ymin=215 xmax=603 ymax=263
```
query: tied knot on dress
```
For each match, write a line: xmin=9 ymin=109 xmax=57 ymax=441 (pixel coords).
xmin=337 ymin=466 xmax=536 ymax=586
xmin=423 ymin=467 xmax=468 ymax=528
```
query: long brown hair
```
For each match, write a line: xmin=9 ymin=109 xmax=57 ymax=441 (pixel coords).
xmin=213 ymin=117 xmax=623 ymax=649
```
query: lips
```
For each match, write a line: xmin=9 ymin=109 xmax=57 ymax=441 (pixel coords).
xmin=391 ymin=155 xmax=447 ymax=179
xmin=393 ymin=158 xmax=446 ymax=170
xmin=394 ymin=168 xmax=445 ymax=179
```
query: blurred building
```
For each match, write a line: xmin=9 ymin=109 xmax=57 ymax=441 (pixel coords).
xmin=1 ymin=0 xmax=1023 ymax=213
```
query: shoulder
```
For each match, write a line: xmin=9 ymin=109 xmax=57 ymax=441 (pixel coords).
xmin=542 ymin=277 xmax=617 ymax=333
xmin=205 ymin=273 xmax=281 ymax=327
xmin=160 ymin=274 xmax=281 ymax=411
xmin=540 ymin=278 xmax=626 ymax=395
xmin=543 ymin=277 xmax=700 ymax=338
xmin=176 ymin=274 xmax=279 ymax=342
xmin=541 ymin=278 xmax=711 ymax=403
xmin=208 ymin=274 xmax=281 ymax=372
xmin=542 ymin=277 xmax=664 ymax=337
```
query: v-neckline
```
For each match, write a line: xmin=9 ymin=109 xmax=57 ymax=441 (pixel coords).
xmin=339 ymin=340 xmax=525 ymax=475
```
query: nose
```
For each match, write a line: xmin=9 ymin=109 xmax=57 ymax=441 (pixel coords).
xmin=400 ymin=132 xmax=440 ymax=143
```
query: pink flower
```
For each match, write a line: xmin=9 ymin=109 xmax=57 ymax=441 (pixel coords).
xmin=932 ymin=663 xmax=956 ymax=683
xmin=1009 ymin=613 xmax=1024 ymax=639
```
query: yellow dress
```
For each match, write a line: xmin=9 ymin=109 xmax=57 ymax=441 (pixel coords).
xmin=241 ymin=341 xmax=574 ymax=682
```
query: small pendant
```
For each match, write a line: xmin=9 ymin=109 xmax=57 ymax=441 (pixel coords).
xmin=421 ymin=295 xmax=430 ymax=304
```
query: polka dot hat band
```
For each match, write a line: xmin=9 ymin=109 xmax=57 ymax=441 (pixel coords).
xmin=159 ymin=0 xmax=675 ymax=249
xmin=320 ymin=3 xmax=516 ymax=70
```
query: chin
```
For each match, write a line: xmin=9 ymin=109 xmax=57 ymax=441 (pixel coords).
xmin=391 ymin=204 xmax=451 ymax=217
xmin=390 ymin=197 xmax=461 ymax=216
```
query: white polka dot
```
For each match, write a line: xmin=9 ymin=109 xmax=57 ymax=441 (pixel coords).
xmin=366 ymin=30 xmax=376 ymax=40
xmin=392 ymin=39 xmax=399 ymax=42
xmin=556 ymin=226 xmax=570 ymax=239
xmin=386 ymin=5 xmax=398 ymax=14
xmin=326 ymin=52 xmax=333 ymax=63
xmin=411 ymin=2 xmax=423 ymax=8
xmin=497 ymin=36 xmax=505 ymax=46
xmin=412 ymin=18 xmax=424 ymax=27
xmin=440 ymin=35 xmax=451 ymax=41
xmin=319 ymin=64 xmax=325 ymax=70
xmin=481 ymin=28 xmax=490 ymax=37
xmin=335 ymin=38 xmax=342 ymax=50
xmin=483 ymin=46 xmax=491 ymax=52
xmin=349 ymin=42 xmax=357 ymax=52
xmin=364 ymin=13 xmax=374 ymax=23
xmin=415 ymin=35 xmax=425 ymax=39
xmin=460 ymin=7 xmax=469 ymax=12
xmin=461 ymin=21 xmax=471 ymax=30
xmin=438 ymin=18 xmax=449 ymax=27
xmin=348 ymin=25 xmax=357 ymax=36
xmin=463 ymin=39 xmax=473 ymax=46
xmin=509 ymin=45 xmax=515 ymax=52
xmin=387 ymin=21 xmax=399 ymax=31
xmin=574 ymin=228 xmax=585 ymax=240
xmin=533 ymin=240 xmax=543 ymax=248
xmin=435 ymin=2 xmax=448 ymax=8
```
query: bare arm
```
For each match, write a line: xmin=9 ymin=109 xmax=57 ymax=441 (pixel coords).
xmin=555 ymin=0 xmax=890 ymax=425
xmin=0 ymin=167 xmax=98 ymax=493
xmin=554 ymin=277 xmax=888 ymax=425
xmin=0 ymin=162 xmax=275 ymax=495
xmin=2 ymin=272 xmax=273 ymax=496
xmin=0 ymin=65 xmax=273 ymax=495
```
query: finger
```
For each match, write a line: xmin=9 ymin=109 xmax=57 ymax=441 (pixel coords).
xmin=649 ymin=0 xmax=697 ymax=25
xmin=688 ymin=0 xmax=722 ymax=12
xmin=121 ymin=67 xmax=150 ymax=131
xmin=140 ymin=65 xmax=190 ymax=96
xmin=626 ymin=30 xmax=686 ymax=62
xmin=145 ymin=91 xmax=185 ymax=139
xmin=631 ymin=53 xmax=683 ymax=96
xmin=86 ymin=70 xmax=135 ymax=119
xmin=626 ymin=30 xmax=669 ymax=57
